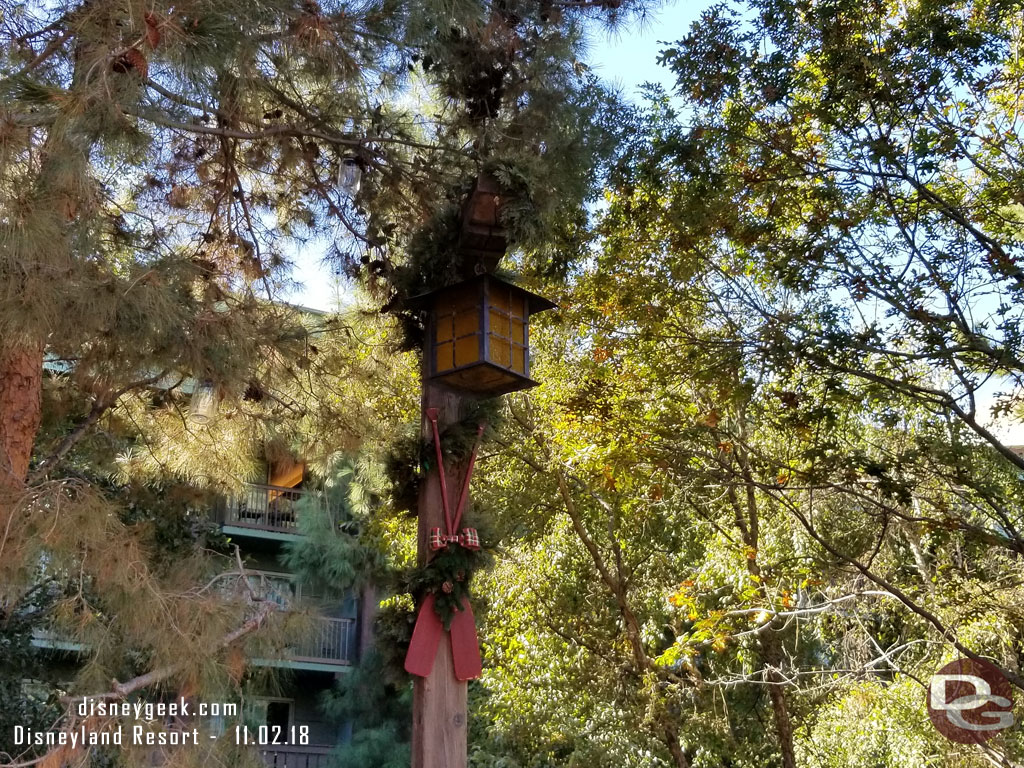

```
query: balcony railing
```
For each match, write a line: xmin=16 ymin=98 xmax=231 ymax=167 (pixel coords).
xmin=259 ymin=745 xmax=334 ymax=768
xmin=288 ymin=616 xmax=353 ymax=666
xmin=215 ymin=570 xmax=355 ymax=667
xmin=213 ymin=483 xmax=330 ymax=534
xmin=35 ymin=615 xmax=354 ymax=667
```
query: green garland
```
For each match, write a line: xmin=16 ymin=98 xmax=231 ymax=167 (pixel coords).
xmin=409 ymin=544 xmax=492 ymax=629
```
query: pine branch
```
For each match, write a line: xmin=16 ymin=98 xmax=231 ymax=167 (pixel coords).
xmin=1 ymin=590 xmax=274 ymax=768
xmin=59 ymin=543 xmax=272 ymax=710
xmin=125 ymin=106 xmax=468 ymax=155
xmin=9 ymin=29 xmax=72 ymax=78
xmin=30 ymin=372 xmax=170 ymax=481
xmin=94 ymin=602 xmax=274 ymax=702
xmin=13 ymin=15 xmax=70 ymax=44
xmin=143 ymin=79 xmax=224 ymax=122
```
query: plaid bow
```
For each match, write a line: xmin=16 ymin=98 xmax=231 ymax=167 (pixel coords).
xmin=430 ymin=527 xmax=481 ymax=551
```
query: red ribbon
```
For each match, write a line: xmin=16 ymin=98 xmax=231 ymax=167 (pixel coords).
xmin=404 ymin=594 xmax=482 ymax=681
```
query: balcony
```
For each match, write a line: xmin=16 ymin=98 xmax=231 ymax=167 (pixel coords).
xmin=212 ymin=483 xmax=331 ymax=536
xmin=219 ymin=572 xmax=355 ymax=669
xmin=286 ymin=616 xmax=354 ymax=667
xmin=259 ymin=745 xmax=334 ymax=768
xmin=33 ymin=616 xmax=354 ymax=669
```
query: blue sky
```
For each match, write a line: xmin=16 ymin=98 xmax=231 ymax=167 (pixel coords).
xmin=585 ymin=1 xmax=701 ymax=100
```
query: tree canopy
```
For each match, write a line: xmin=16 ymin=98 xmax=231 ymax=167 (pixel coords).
xmin=468 ymin=1 xmax=1024 ymax=766
xmin=0 ymin=0 xmax=638 ymax=766
xmin=6 ymin=0 xmax=1024 ymax=768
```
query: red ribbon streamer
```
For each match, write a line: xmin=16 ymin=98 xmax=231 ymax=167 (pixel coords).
xmin=404 ymin=414 xmax=486 ymax=681
xmin=403 ymin=594 xmax=482 ymax=681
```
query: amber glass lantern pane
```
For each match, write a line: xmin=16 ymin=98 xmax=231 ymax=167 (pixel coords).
xmin=510 ymin=292 xmax=526 ymax=317
xmin=433 ymin=283 xmax=484 ymax=374
xmin=434 ymin=297 xmax=457 ymax=374
xmin=491 ymin=337 xmax=511 ymax=367
xmin=489 ymin=309 xmax=509 ymax=336
xmin=435 ymin=341 xmax=454 ymax=372
xmin=486 ymin=281 xmax=521 ymax=373
xmin=435 ymin=312 xmax=453 ymax=343
xmin=454 ymin=309 xmax=478 ymax=337
xmin=490 ymin=284 xmax=510 ymax=311
xmin=413 ymin=274 xmax=554 ymax=396
xmin=454 ymin=335 xmax=479 ymax=367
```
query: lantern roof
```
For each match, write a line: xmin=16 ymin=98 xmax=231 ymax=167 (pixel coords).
xmin=407 ymin=273 xmax=556 ymax=314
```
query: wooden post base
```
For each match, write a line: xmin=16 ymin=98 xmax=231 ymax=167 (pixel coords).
xmin=411 ymin=632 xmax=467 ymax=768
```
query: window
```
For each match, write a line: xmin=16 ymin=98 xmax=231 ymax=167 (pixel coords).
xmin=245 ymin=698 xmax=293 ymax=731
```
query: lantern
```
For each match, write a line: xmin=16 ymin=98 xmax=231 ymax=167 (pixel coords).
xmin=338 ymin=155 xmax=363 ymax=197
xmin=411 ymin=274 xmax=555 ymax=396
xmin=189 ymin=380 xmax=219 ymax=424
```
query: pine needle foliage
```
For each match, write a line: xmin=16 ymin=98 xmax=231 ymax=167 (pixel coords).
xmin=1 ymin=0 xmax=656 ymax=765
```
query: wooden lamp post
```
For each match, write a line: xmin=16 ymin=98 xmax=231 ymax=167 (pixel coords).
xmin=408 ymin=176 xmax=554 ymax=768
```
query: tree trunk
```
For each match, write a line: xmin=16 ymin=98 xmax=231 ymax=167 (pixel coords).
xmin=551 ymin=467 xmax=693 ymax=768
xmin=0 ymin=340 xmax=43 ymax=499
xmin=663 ymin=724 xmax=692 ymax=768
xmin=358 ymin=584 xmax=378 ymax=659
xmin=761 ymin=631 xmax=797 ymax=768
xmin=730 ymin=437 xmax=798 ymax=768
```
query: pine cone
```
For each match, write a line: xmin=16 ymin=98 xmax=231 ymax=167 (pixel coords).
xmin=144 ymin=13 xmax=161 ymax=48
xmin=111 ymin=48 xmax=149 ymax=79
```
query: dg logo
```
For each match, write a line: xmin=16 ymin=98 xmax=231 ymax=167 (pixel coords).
xmin=928 ymin=658 xmax=1015 ymax=743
